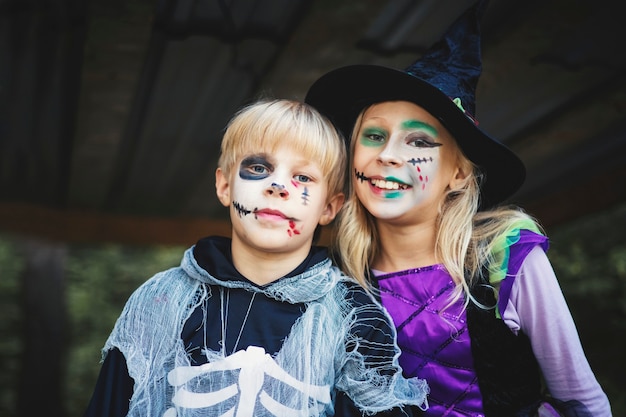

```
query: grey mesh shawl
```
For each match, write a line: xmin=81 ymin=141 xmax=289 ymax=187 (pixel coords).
xmin=103 ymin=246 xmax=428 ymax=416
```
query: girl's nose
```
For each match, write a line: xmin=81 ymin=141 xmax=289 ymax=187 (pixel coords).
xmin=265 ymin=182 xmax=289 ymax=198
xmin=377 ymin=143 xmax=403 ymax=167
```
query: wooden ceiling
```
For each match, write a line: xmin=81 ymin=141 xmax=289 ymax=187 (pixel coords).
xmin=1 ymin=0 xmax=625 ymax=246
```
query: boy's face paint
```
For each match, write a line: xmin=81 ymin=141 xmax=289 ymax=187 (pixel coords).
xmin=224 ymin=147 xmax=334 ymax=253
xmin=352 ymin=101 xmax=461 ymax=223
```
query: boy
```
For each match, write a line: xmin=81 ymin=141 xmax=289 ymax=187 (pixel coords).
xmin=83 ymin=99 xmax=428 ymax=417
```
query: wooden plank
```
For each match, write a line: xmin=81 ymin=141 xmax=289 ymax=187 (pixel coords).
xmin=0 ymin=202 xmax=333 ymax=246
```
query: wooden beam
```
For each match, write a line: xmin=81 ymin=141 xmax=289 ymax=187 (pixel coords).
xmin=0 ymin=202 xmax=334 ymax=247
xmin=0 ymin=202 xmax=227 ymax=246
xmin=521 ymin=165 xmax=626 ymax=230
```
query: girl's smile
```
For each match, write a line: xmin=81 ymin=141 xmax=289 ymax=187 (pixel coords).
xmin=352 ymin=101 xmax=463 ymax=222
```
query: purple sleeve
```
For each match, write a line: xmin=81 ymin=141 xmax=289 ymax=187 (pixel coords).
xmin=504 ymin=246 xmax=612 ymax=416
xmin=497 ymin=229 xmax=549 ymax=317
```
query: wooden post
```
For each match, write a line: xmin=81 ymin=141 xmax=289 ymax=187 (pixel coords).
xmin=17 ymin=239 xmax=67 ymax=417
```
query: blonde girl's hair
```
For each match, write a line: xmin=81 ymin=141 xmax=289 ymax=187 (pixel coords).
xmin=334 ymin=107 xmax=540 ymax=310
xmin=218 ymin=99 xmax=346 ymax=198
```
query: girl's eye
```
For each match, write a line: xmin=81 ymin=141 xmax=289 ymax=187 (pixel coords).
xmin=361 ymin=128 xmax=387 ymax=144
xmin=294 ymin=174 xmax=312 ymax=183
xmin=407 ymin=135 xmax=442 ymax=148
xmin=367 ymin=133 xmax=385 ymax=142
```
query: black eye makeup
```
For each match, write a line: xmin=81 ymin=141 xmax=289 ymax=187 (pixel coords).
xmin=405 ymin=134 xmax=442 ymax=148
xmin=239 ymin=155 xmax=273 ymax=180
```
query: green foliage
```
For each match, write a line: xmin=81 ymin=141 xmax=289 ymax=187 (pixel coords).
xmin=0 ymin=237 xmax=24 ymax=417
xmin=0 ymin=235 xmax=183 ymax=417
xmin=64 ymin=243 xmax=183 ymax=416
xmin=547 ymin=202 xmax=626 ymax=415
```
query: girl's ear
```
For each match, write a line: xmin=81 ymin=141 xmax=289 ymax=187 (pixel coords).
xmin=319 ymin=192 xmax=345 ymax=226
xmin=449 ymin=158 xmax=472 ymax=191
xmin=215 ymin=168 xmax=231 ymax=207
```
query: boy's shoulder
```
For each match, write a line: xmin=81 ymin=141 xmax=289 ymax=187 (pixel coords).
xmin=123 ymin=263 xmax=198 ymax=310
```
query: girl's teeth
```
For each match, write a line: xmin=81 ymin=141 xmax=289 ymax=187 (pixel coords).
xmin=372 ymin=179 xmax=407 ymax=190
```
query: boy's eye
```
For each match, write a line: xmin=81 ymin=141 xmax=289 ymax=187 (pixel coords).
xmin=239 ymin=155 xmax=273 ymax=180
xmin=294 ymin=174 xmax=312 ymax=183
xmin=249 ymin=164 xmax=268 ymax=174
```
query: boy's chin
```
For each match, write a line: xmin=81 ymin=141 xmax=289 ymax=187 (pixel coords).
xmin=244 ymin=232 xmax=312 ymax=254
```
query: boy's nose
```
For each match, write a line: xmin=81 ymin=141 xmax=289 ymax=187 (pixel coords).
xmin=266 ymin=182 xmax=289 ymax=198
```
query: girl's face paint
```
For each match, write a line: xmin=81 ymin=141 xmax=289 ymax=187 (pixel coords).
xmin=224 ymin=148 xmax=333 ymax=253
xmin=353 ymin=101 xmax=462 ymax=224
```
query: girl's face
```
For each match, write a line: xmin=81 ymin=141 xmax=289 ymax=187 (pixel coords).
xmin=352 ymin=101 xmax=464 ymax=225
xmin=216 ymin=146 xmax=342 ymax=255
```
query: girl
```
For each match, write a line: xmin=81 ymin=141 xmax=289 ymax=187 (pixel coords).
xmin=305 ymin=2 xmax=611 ymax=416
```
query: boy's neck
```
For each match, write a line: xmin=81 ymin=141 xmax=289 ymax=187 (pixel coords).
xmin=229 ymin=236 xmax=314 ymax=286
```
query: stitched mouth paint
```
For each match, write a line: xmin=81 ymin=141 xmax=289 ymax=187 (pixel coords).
xmin=233 ymin=201 xmax=252 ymax=217
xmin=354 ymin=170 xmax=410 ymax=199
xmin=355 ymin=169 xmax=368 ymax=183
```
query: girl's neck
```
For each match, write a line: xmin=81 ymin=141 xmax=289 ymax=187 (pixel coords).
xmin=373 ymin=219 xmax=438 ymax=273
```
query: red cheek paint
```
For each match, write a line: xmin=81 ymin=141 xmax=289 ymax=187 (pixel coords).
xmin=416 ymin=166 xmax=429 ymax=190
xmin=291 ymin=180 xmax=298 ymax=188
xmin=288 ymin=220 xmax=301 ymax=236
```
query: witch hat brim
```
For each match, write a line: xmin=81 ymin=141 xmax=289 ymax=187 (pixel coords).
xmin=305 ymin=2 xmax=525 ymax=209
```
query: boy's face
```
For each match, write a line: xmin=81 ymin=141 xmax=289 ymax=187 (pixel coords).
xmin=216 ymin=146 xmax=343 ymax=256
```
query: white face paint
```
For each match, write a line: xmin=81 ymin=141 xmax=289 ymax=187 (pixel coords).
xmin=353 ymin=101 xmax=461 ymax=225
xmin=220 ymin=147 xmax=333 ymax=254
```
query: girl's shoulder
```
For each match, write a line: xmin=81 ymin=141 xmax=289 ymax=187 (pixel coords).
xmin=488 ymin=220 xmax=550 ymax=318
xmin=487 ymin=215 xmax=548 ymax=284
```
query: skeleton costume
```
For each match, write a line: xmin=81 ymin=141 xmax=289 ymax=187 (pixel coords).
xmin=83 ymin=236 xmax=429 ymax=417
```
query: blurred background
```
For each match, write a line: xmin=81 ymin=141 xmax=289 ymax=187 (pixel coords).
xmin=1 ymin=0 xmax=625 ymax=415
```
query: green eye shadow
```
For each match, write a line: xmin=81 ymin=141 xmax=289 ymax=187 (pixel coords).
xmin=360 ymin=128 xmax=386 ymax=147
xmin=402 ymin=120 xmax=438 ymax=137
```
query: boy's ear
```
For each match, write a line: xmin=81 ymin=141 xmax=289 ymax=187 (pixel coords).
xmin=319 ymin=192 xmax=345 ymax=226
xmin=215 ymin=168 xmax=231 ymax=207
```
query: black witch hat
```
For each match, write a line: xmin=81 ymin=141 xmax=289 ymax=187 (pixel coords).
xmin=305 ymin=0 xmax=525 ymax=209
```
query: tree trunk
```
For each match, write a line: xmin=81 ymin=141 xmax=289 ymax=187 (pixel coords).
xmin=17 ymin=238 xmax=67 ymax=417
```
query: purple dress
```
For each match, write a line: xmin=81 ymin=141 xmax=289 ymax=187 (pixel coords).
xmin=376 ymin=230 xmax=548 ymax=417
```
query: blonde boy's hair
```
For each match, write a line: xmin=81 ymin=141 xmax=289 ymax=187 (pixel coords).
xmin=218 ymin=99 xmax=346 ymax=199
